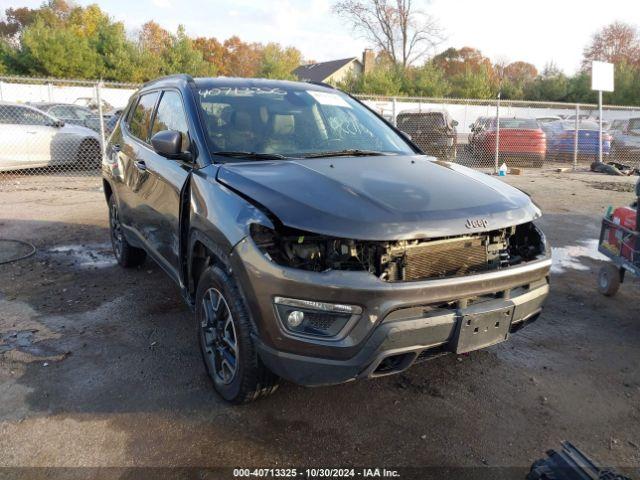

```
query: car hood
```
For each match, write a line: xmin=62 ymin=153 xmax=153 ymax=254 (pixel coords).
xmin=216 ymin=155 xmax=541 ymax=240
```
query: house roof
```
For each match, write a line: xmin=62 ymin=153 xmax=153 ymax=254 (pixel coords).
xmin=293 ymin=57 xmax=359 ymax=82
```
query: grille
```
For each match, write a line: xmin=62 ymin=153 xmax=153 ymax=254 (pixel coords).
xmin=403 ymin=236 xmax=488 ymax=280
xmin=306 ymin=313 xmax=337 ymax=331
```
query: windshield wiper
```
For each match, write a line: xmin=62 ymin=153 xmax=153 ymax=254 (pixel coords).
xmin=212 ymin=151 xmax=287 ymax=160
xmin=303 ymin=149 xmax=390 ymax=158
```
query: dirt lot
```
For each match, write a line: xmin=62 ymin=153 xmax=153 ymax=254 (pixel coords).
xmin=0 ymin=168 xmax=639 ymax=478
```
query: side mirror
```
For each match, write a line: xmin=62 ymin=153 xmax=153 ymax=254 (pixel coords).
xmin=400 ymin=130 xmax=412 ymax=141
xmin=53 ymin=120 xmax=65 ymax=128
xmin=451 ymin=120 xmax=459 ymax=127
xmin=151 ymin=130 xmax=190 ymax=160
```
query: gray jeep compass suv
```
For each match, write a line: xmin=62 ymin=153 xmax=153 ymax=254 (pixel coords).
xmin=103 ymin=75 xmax=551 ymax=403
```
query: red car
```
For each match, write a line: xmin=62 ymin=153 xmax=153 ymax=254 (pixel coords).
xmin=470 ymin=117 xmax=546 ymax=167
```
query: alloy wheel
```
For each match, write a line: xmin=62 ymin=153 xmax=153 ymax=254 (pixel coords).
xmin=200 ymin=287 xmax=239 ymax=385
xmin=109 ymin=202 xmax=124 ymax=260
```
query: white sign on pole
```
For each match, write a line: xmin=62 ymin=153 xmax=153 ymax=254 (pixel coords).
xmin=591 ymin=61 xmax=614 ymax=92
xmin=591 ymin=61 xmax=614 ymax=164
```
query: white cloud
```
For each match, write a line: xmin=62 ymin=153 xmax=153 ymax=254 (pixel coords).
xmin=151 ymin=0 xmax=172 ymax=8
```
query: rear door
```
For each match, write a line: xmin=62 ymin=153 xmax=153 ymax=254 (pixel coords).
xmin=117 ymin=91 xmax=160 ymax=235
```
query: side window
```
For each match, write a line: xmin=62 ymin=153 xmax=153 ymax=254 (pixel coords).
xmin=151 ymin=91 xmax=190 ymax=151
xmin=128 ymin=92 xmax=159 ymax=142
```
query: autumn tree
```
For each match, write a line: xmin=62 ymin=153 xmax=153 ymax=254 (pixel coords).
xmin=193 ymin=36 xmax=227 ymax=74
xmin=431 ymin=47 xmax=494 ymax=78
xmin=582 ymin=21 xmax=640 ymax=69
xmin=223 ymin=36 xmax=263 ymax=77
xmin=0 ymin=7 xmax=37 ymax=44
xmin=333 ymin=0 xmax=443 ymax=68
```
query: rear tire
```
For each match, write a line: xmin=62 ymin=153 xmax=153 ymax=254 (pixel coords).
xmin=196 ymin=264 xmax=279 ymax=404
xmin=77 ymin=138 xmax=101 ymax=170
xmin=597 ymin=263 xmax=621 ymax=296
xmin=108 ymin=195 xmax=146 ymax=268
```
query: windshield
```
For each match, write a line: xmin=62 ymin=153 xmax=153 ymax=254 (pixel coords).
xmin=196 ymin=85 xmax=414 ymax=159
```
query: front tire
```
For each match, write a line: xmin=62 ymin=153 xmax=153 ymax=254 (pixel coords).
xmin=196 ymin=265 xmax=279 ymax=403
xmin=108 ymin=195 xmax=146 ymax=268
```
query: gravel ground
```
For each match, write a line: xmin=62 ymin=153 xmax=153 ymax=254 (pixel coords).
xmin=0 ymin=167 xmax=639 ymax=478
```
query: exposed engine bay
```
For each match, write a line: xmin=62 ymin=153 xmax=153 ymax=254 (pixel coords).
xmin=250 ymin=222 xmax=545 ymax=282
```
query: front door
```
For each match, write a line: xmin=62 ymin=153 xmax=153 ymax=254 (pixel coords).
xmin=119 ymin=89 xmax=192 ymax=282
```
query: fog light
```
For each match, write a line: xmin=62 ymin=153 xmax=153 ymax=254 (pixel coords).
xmin=287 ymin=310 xmax=304 ymax=328
xmin=274 ymin=297 xmax=362 ymax=337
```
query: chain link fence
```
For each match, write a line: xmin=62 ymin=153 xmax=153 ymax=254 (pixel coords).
xmin=0 ymin=76 xmax=137 ymax=189
xmin=1 ymin=76 xmax=640 ymax=191
xmin=358 ymin=95 xmax=640 ymax=172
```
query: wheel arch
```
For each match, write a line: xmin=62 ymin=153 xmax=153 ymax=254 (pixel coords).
xmin=187 ymin=230 xmax=232 ymax=301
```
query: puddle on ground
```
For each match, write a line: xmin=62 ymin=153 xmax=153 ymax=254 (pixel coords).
xmin=48 ymin=243 xmax=115 ymax=269
xmin=551 ymin=239 xmax=608 ymax=274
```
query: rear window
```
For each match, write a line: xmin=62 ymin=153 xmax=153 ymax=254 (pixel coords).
xmin=397 ymin=113 xmax=445 ymax=130
xmin=497 ymin=118 xmax=539 ymax=129
xmin=128 ymin=92 xmax=159 ymax=142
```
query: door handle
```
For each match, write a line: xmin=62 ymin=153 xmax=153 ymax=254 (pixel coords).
xmin=26 ymin=131 xmax=38 ymax=134
xmin=134 ymin=160 xmax=146 ymax=171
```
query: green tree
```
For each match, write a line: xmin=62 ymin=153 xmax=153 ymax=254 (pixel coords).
xmin=524 ymin=63 xmax=569 ymax=101
xmin=259 ymin=43 xmax=301 ymax=79
xmin=405 ymin=62 xmax=450 ymax=97
xmin=448 ymin=65 xmax=494 ymax=98
xmin=163 ymin=25 xmax=215 ymax=77
xmin=19 ymin=19 xmax=100 ymax=77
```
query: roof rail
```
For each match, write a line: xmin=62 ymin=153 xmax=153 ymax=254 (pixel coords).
xmin=141 ymin=74 xmax=195 ymax=89
xmin=305 ymin=80 xmax=336 ymax=90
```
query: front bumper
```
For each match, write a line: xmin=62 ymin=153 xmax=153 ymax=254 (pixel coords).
xmin=230 ymin=237 xmax=551 ymax=386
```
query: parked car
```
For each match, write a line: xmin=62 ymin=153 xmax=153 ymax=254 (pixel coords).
xmin=610 ymin=117 xmax=640 ymax=165
xmin=103 ymin=75 xmax=551 ymax=403
xmin=74 ymin=97 xmax=115 ymax=113
xmin=565 ymin=114 xmax=594 ymax=122
xmin=542 ymin=120 xmax=611 ymax=161
xmin=104 ymin=108 xmax=124 ymax=135
xmin=396 ymin=110 xmax=458 ymax=160
xmin=467 ymin=116 xmax=491 ymax=151
xmin=536 ymin=116 xmax=562 ymax=125
xmin=0 ymin=102 xmax=101 ymax=172
xmin=470 ymin=117 xmax=546 ymax=167
xmin=28 ymin=102 xmax=102 ymax=132
xmin=609 ymin=119 xmax=629 ymax=135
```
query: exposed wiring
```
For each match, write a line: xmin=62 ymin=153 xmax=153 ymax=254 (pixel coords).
xmin=0 ymin=239 xmax=36 ymax=265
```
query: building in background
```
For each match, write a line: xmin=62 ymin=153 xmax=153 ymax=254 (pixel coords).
xmin=293 ymin=49 xmax=375 ymax=84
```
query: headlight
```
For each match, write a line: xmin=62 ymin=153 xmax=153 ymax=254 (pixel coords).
xmin=274 ymin=296 xmax=362 ymax=337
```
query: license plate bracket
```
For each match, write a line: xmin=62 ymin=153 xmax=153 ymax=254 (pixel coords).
xmin=455 ymin=306 xmax=513 ymax=354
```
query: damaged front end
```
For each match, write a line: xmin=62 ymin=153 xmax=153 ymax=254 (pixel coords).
xmin=250 ymin=222 xmax=547 ymax=282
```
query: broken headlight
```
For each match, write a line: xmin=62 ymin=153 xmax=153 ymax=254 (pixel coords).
xmin=249 ymin=224 xmax=375 ymax=273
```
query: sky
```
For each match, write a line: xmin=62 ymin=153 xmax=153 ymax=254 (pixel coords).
xmin=2 ymin=0 xmax=638 ymax=74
